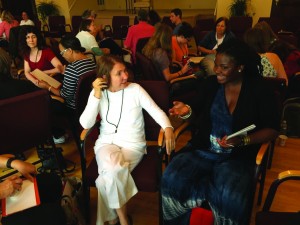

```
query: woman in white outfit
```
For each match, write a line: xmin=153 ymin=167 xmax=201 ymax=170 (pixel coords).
xmin=80 ymin=55 xmax=175 ymax=225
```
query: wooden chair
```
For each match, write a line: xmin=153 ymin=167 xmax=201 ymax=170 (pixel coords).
xmin=43 ymin=16 xmax=72 ymax=38
xmin=263 ymin=77 xmax=287 ymax=169
xmin=71 ymin=15 xmax=82 ymax=35
xmin=0 ymin=89 xmax=64 ymax=179
xmin=256 ymin=170 xmax=300 ymax=225
xmin=111 ymin=16 xmax=130 ymax=45
xmin=79 ymin=80 xmax=188 ymax=224
xmin=133 ymin=0 xmax=152 ymax=13
xmin=229 ymin=16 xmax=253 ymax=40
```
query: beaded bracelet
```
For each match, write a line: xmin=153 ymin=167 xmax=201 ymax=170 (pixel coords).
xmin=179 ymin=104 xmax=192 ymax=120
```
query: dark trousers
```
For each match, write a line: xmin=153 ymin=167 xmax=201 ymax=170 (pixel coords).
xmin=162 ymin=145 xmax=255 ymax=225
xmin=2 ymin=173 xmax=66 ymax=225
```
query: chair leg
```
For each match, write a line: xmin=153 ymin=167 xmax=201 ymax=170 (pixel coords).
xmin=257 ymin=147 xmax=269 ymax=205
xmin=267 ymin=140 xmax=275 ymax=169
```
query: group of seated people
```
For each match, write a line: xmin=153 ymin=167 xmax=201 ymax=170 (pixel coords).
xmin=0 ymin=6 xmax=299 ymax=225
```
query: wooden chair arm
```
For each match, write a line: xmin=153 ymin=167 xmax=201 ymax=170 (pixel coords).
xmin=51 ymin=95 xmax=64 ymax=103
xmin=256 ymin=142 xmax=270 ymax=165
xmin=80 ymin=128 xmax=89 ymax=141
xmin=278 ymin=170 xmax=300 ymax=180
xmin=170 ymin=74 xmax=197 ymax=84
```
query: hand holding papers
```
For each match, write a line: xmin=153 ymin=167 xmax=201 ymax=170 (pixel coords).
xmin=226 ymin=124 xmax=256 ymax=140
xmin=1 ymin=178 xmax=40 ymax=216
xmin=31 ymin=69 xmax=61 ymax=89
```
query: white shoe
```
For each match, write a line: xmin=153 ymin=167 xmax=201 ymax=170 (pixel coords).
xmin=53 ymin=135 xmax=66 ymax=144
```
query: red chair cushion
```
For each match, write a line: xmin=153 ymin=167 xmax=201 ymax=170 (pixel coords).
xmin=190 ymin=208 xmax=214 ymax=225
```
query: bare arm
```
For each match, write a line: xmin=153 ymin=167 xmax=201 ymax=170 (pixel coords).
xmin=43 ymin=56 xmax=64 ymax=75
xmin=24 ymin=60 xmax=39 ymax=85
xmin=162 ymin=63 xmax=190 ymax=82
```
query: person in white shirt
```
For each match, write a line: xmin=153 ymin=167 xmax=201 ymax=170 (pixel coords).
xmin=80 ymin=55 xmax=175 ymax=225
xmin=20 ymin=11 xmax=34 ymax=26
xmin=76 ymin=19 xmax=109 ymax=56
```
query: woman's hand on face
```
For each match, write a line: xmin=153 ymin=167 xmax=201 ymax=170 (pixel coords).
xmin=12 ymin=160 xmax=36 ymax=182
xmin=92 ymin=78 xmax=107 ymax=99
xmin=0 ymin=175 xmax=23 ymax=199
xmin=164 ymin=127 xmax=175 ymax=155
xmin=169 ymin=101 xmax=189 ymax=117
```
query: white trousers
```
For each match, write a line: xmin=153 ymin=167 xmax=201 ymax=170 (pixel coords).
xmin=95 ymin=144 xmax=144 ymax=225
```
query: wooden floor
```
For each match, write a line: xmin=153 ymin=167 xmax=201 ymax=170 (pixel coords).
xmin=2 ymin=129 xmax=299 ymax=225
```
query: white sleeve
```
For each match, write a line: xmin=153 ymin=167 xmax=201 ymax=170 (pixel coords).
xmin=137 ymin=85 xmax=172 ymax=130
xmin=79 ymin=89 xmax=101 ymax=129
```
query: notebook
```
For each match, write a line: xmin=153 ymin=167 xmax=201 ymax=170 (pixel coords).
xmin=31 ymin=69 xmax=61 ymax=89
xmin=1 ymin=178 xmax=40 ymax=216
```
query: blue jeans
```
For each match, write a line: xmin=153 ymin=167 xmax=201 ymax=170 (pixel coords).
xmin=162 ymin=145 xmax=255 ymax=225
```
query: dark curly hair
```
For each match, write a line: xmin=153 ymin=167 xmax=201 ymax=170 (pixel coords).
xmin=217 ymin=38 xmax=263 ymax=78
xmin=18 ymin=25 xmax=47 ymax=58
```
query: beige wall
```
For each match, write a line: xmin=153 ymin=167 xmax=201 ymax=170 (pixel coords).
xmin=104 ymin=0 xmax=216 ymax=10
xmin=216 ymin=0 xmax=272 ymax=26
xmin=35 ymin=0 xmax=101 ymax=24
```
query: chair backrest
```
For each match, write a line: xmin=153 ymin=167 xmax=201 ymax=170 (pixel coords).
xmin=48 ymin=16 xmax=66 ymax=31
xmin=135 ymin=37 xmax=150 ymax=53
xmin=229 ymin=16 xmax=253 ymax=40
xmin=0 ymin=89 xmax=51 ymax=155
xmin=136 ymin=80 xmax=170 ymax=141
xmin=258 ymin=17 xmax=283 ymax=33
xmin=112 ymin=16 xmax=130 ymax=40
xmin=71 ymin=16 xmax=83 ymax=35
xmin=75 ymin=70 xmax=97 ymax=120
xmin=135 ymin=52 xmax=164 ymax=81
xmin=263 ymin=77 xmax=287 ymax=117
xmin=195 ymin=18 xmax=215 ymax=31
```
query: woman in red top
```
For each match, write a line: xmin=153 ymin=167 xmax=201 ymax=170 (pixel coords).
xmin=19 ymin=26 xmax=63 ymax=86
xmin=0 ymin=10 xmax=19 ymax=47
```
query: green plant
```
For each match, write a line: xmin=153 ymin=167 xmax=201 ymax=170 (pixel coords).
xmin=229 ymin=0 xmax=247 ymax=17
xmin=36 ymin=0 xmax=60 ymax=24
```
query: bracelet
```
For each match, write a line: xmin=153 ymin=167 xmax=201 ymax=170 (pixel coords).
xmin=179 ymin=104 xmax=192 ymax=120
xmin=48 ymin=86 xmax=52 ymax=92
xmin=6 ymin=157 xmax=17 ymax=169
xmin=239 ymin=135 xmax=251 ymax=146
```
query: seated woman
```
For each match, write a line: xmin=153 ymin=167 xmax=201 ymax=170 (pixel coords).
xmin=244 ymin=27 xmax=288 ymax=84
xmin=172 ymin=22 xmax=194 ymax=65
xmin=143 ymin=23 xmax=190 ymax=82
xmin=18 ymin=25 xmax=63 ymax=86
xmin=0 ymin=10 xmax=19 ymax=48
xmin=76 ymin=19 xmax=110 ymax=57
xmin=79 ymin=55 xmax=175 ymax=225
xmin=38 ymin=35 xmax=96 ymax=143
xmin=161 ymin=39 xmax=279 ymax=225
xmin=0 ymin=48 xmax=38 ymax=99
xmin=0 ymin=155 xmax=66 ymax=225
xmin=197 ymin=16 xmax=235 ymax=76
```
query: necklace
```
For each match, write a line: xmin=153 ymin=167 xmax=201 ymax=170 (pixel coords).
xmin=34 ymin=49 xmax=39 ymax=64
xmin=105 ymin=89 xmax=124 ymax=133
xmin=176 ymin=36 xmax=188 ymax=57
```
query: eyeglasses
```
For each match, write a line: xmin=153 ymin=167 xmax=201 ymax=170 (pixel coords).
xmin=60 ymin=48 xmax=69 ymax=56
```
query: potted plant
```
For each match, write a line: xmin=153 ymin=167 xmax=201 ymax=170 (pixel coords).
xmin=36 ymin=0 xmax=60 ymax=25
xmin=229 ymin=0 xmax=248 ymax=17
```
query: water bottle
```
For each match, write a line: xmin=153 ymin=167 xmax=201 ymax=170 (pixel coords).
xmin=280 ymin=120 xmax=287 ymax=135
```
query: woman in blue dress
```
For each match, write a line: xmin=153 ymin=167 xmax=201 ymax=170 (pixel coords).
xmin=161 ymin=39 xmax=280 ymax=225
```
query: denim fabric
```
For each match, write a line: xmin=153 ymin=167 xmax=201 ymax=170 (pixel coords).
xmin=161 ymin=149 xmax=254 ymax=225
